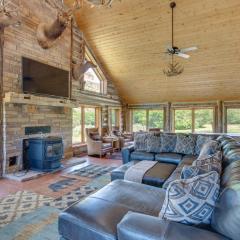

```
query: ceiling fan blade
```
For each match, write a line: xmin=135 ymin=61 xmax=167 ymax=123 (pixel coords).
xmin=176 ymin=52 xmax=190 ymax=59
xmin=180 ymin=47 xmax=198 ymax=53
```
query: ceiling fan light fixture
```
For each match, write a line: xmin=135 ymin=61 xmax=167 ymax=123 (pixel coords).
xmin=163 ymin=61 xmax=184 ymax=77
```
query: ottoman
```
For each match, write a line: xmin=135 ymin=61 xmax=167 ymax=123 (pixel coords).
xmin=111 ymin=160 xmax=176 ymax=187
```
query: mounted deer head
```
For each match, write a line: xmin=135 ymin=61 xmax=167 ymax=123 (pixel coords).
xmin=0 ymin=0 xmax=21 ymax=28
xmin=37 ymin=0 xmax=81 ymax=49
xmin=72 ymin=60 xmax=97 ymax=81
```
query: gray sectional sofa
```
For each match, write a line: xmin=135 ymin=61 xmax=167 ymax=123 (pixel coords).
xmin=58 ymin=133 xmax=240 ymax=240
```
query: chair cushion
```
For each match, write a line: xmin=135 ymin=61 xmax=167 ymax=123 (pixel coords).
xmin=146 ymin=135 xmax=161 ymax=153
xmin=131 ymin=151 xmax=155 ymax=161
xmin=160 ymin=134 xmax=177 ymax=153
xmin=174 ymin=134 xmax=197 ymax=155
xmin=195 ymin=135 xmax=215 ymax=155
xmin=155 ymin=153 xmax=183 ymax=164
xmin=159 ymin=171 xmax=220 ymax=225
xmin=59 ymin=180 xmax=166 ymax=240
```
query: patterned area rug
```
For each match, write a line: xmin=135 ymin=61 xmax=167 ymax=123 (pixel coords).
xmin=63 ymin=164 xmax=116 ymax=179
xmin=0 ymin=206 xmax=60 ymax=240
xmin=0 ymin=191 xmax=53 ymax=228
xmin=46 ymin=185 xmax=98 ymax=210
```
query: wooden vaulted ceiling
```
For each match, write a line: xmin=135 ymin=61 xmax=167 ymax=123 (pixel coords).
xmin=66 ymin=0 xmax=240 ymax=104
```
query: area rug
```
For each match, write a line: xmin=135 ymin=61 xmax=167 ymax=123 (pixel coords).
xmin=63 ymin=164 xmax=116 ymax=179
xmin=48 ymin=178 xmax=78 ymax=192
xmin=0 ymin=191 xmax=54 ymax=228
xmin=0 ymin=206 xmax=60 ymax=240
xmin=86 ymin=173 xmax=112 ymax=189
xmin=61 ymin=158 xmax=86 ymax=168
xmin=46 ymin=185 xmax=98 ymax=210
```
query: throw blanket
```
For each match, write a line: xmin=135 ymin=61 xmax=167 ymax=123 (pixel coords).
xmin=124 ymin=160 xmax=157 ymax=183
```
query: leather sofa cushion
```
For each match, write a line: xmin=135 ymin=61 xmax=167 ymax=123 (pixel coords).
xmin=59 ymin=180 xmax=166 ymax=240
xmin=211 ymin=186 xmax=240 ymax=240
xmin=155 ymin=153 xmax=183 ymax=164
xmin=111 ymin=161 xmax=176 ymax=187
xmin=131 ymin=151 xmax=155 ymax=161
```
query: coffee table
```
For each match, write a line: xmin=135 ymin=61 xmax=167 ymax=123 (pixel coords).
xmin=111 ymin=160 xmax=176 ymax=188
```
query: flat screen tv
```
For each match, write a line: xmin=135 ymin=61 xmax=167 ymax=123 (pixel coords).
xmin=22 ymin=57 xmax=69 ymax=98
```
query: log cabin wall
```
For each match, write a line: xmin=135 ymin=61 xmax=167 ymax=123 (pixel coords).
xmin=0 ymin=0 xmax=121 ymax=175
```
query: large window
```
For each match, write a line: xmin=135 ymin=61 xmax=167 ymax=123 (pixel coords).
xmin=132 ymin=110 xmax=147 ymax=132
xmin=174 ymin=110 xmax=192 ymax=133
xmin=174 ymin=108 xmax=214 ymax=133
xmin=226 ymin=108 xmax=240 ymax=133
xmin=149 ymin=110 xmax=164 ymax=129
xmin=84 ymin=68 xmax=101 ymax=93
xmin=72 ymin=106 xmax=98 ymax=144
xmin=72 ymin=108 xmax=82 ymax=144
xmin=132 ymin=109 xmax=164 ymax=132
xmin=110 ymin=108 xmax=120 ymax=129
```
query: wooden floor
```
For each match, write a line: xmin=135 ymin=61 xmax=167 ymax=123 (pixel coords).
xmin=0 ymin=155 xmax=122 ymax=198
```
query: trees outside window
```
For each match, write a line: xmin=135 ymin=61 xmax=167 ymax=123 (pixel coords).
xmin=72 ymin=108 xmax=82 ymax=144
xmin=227 ymin=108 xmax=240 ymax=133
xmin=195 ymin=109 xmax=214 ymax=133
xmin=132 ymin=109 xmax=164 ymax=132
xmin=72 ymin=107 xmax=97 ymax=144
xmin=174 ymin=108 xmax=214 ymax=133
xmin=174 ymin=110 xmax=192 ymax=133
xmin=132 ymin=110 xmax=147 ymax=132
xmin=149 ymin=110 xmax=164 ymax=129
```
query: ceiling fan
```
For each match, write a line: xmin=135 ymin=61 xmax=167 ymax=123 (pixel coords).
xmin=166 ymin=2 xmax=197 ymax=59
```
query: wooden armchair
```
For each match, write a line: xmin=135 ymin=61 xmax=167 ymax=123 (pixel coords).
xmin=86 ymin=128 xmax=113 ymax=158
xmin=111 ymin=127 xmax=134 ymax=149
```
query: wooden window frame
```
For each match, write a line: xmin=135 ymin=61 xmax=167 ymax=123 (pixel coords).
xmin=131 ymin=108 xmax=165 ymax=132
xmin=72 ymin=106 xmax=99 ymax=145
xmin=173 ymin=107 xmax=216 ymax=133
xmin=224 ymin=106 xmax=240 ymax=133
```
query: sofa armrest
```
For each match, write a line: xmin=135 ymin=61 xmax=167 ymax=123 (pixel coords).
xmin=121 ymin=145 xmax=134 ymax=164
xmin=117 ymin=212 xmax=229 ymax=240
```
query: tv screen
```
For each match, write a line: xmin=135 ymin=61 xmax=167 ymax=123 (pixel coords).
xmin=22 ymin=57 xmax=69 ymax=98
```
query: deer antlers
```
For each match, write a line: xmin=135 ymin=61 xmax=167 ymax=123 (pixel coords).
xmin=0 ymin=0 xmax=21 ymax=28
xmin=37 ymin=0 xmax=81 ymax=49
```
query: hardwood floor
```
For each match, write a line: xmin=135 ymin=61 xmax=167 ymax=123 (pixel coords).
xmin=0 ymin=155 xmax=122 ymax=198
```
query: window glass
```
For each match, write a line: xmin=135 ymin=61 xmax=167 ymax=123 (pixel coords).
xmin=227 ymin=108 xmax=240 ymax=133
xmin=174 ymin=110 xmax=192 ymax=133
xmin=84 ymin=68 xmax=101 ymax=93
xmin=111 ymin=109 xmax=117 ymax=127
xmin=132 ymin=110 xmax=147 ymax=132
xmin=194 ymin=109 xmax=214 ymax=133
xmin=84 ymin=108 xmax=96 ymax=141
xmin=72 ymin=108 xmax=82 ymax=144
xmin=148 ymin=110 xmax=164 ymax=129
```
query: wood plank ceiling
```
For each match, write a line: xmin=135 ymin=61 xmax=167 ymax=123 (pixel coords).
xmin=66 ymin=0 xmax=240 ymax=104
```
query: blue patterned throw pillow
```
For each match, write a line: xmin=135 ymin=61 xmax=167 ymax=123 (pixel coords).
xmin=146 ymin=135 xmax=161 ymax=153
xmin=174 ymin=134 xmax=197 ymax=155
xmin=159 ymin=171 xmax=220 ymax=225
xmin=160 ymin=134 xmax=177 ymax=153
xmin=181 ymin=165 xmax=207 ymax=179
xmin=195 ymin=135 xmax=215 ymax=155
xmin=198 ymin=140 xmax=220 ymax=159
xmin=193 ymin=151 xmax=222 ymax=175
